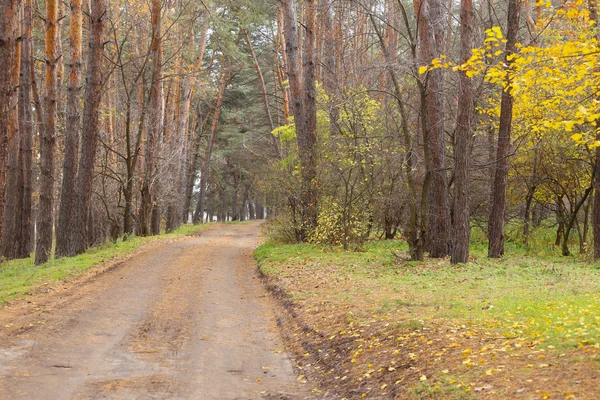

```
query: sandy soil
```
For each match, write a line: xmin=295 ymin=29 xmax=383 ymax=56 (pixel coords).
xmin=0 ymin=222 xmax=311 ymax=400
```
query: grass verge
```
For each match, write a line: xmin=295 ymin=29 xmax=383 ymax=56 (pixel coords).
xmin=256 ymin=239 xmax=600 ymax=399
xmin=0 ymin=224 xmax=205 ymax=304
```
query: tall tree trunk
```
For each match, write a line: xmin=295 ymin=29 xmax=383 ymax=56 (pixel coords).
xmin=588 ymin=0 xmax=600 ymax=259
xmin=275 ymin=5 xmax=290 ymax=123
xmin=18 ymin=0 xmax=33 ymax=258
xmin=56 ymin=0 xmax=82 ymax=257
xmin=181 ymin=21 xmax=210 ymax=222
xmin=488 ymin=0 xmax=521 ymax=258
xmin=300 ymin=0 xmax=318 ymax=238
xmin=36 ymin=0 xmax=59 ymax=264
xmin=183 ymin=110 xmax=204 ymax=223
xmin=248 ymin=200 xmax=256 ymax=220
xmin=0 ymin=0 xmax=20 ymax=252
xmin=279 ymin=0 xmax=318 ymax=240
xmin=68 ymin=0 xmax=107 ymax=255
xmin=2 ymin=10 xmax=21 ymax=260
xmin=415 ymin=0 xmax=451 ymax=258
xmin=451 ymin=0 xmax=474 ymax=264
xmin=140 ymin=0 xmax=163 ymax=236
xmin=321 ymin=0 xmax=338 ymax=136
xmin=193 ymin=69 xmax=228 ymax=223
xmin=166 ymin=64 xmax=184 ymax=233
xmin=123 ymin=77 xmax=148 ymax=235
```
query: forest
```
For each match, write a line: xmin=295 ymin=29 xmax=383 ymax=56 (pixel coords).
xmin=0 ymin=0 xmax=599 ymax=265
xmin=1 ymin=0 xmax=600 ymax=397
xmin=0 ymin=0 xmax=597 ymax=264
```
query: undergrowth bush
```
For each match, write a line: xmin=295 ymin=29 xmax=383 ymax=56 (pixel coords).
xmin=309 ymin=197 xmax=370 ymax=248
xmin=263 ymin=213 xmax=298 ymax=244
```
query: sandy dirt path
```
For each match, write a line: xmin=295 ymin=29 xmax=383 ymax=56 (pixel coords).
xmin=0 ymin=222 xmax=310 ymax=399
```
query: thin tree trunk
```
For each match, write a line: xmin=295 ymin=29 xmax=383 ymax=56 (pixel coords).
xmin=523 ymin=187 xmax=535 ymax=247
xmin=166 ymin=61 xmax=184 ymax=233
xmin=321 ymin=0 xmax=338 ymax=135
xmin=371 ymin=7 xmax=424 ymax=260
xmin=562 ymin=185 xmax=593 ymax=256
xmin=18 ymin=0 xmax=33 ymax=258
xmin=36 ymin=0 xmax=59 ymax=264
xmin=140 ymin=0 xmax=163 ymax=236
xmin=30 ymin=45 xmax=44 ymax=253
xmin=193 ymin=69 xmax=229 ymax=223
xmin=523 ymin=148 xmax=539 ymax=246
xmin=68 ymin=0 xmax=107 ymax=255
xmin=56 ymin=0 xmax=82 ymax=257
xmin=524 ymin=0 xmax=536 ymax=43
xmin=488 ymin=0 xmax=521 ymax=258
xmin=451 ymin=0 xmax=474 ymax=264
xmin=180 ymin=22 xmax=210 ymax=222
xmin=275 ymin=5 xmax=290 ymax=122
xmin=122 ymin=64 xmax=150 ymax=236
xmin=182 ymin=110 xmax=207 ymax=222
xmin=242 ymin=28 xmax=280 ymax=156
xmin=582 ymin=195 xmax=592 ymax=253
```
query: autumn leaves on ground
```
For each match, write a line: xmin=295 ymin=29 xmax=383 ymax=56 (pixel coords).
xmin=256 ymin=235 xmax=600 ymax=399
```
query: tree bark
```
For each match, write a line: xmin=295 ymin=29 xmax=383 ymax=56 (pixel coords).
xmin=36 ymin=0 xmax=59 ymax=264
xmin=56 ymin=0 xmax=82 ymax=257
xmin=18 ymin=0 xmax=33 ymax=258
xmin=2 ymin=8 xmax=21 ymax=260
xmin=275 ymin=5 xmax=290 ymax=123
xmin=68 ymin=0 xmax=107 ymax=255
xmin=279 ymin=0 xmax=318 ymax=240
xmin=451 ymin=0 xmax=474 ymax=264
xmin=488 ymin=0 xmax=521 ymax=258
xmin=587 ymin=0 xmax=600 ymax=259
xmin=321 ymin=0 xmax=338 ymax=136
xmin=140 ymin=0 xmax=163 ymax=236
xmin=0 ymin=0 xmax=21 ymax=253
xmin=414 ymin=0 xmax=451 ymax=258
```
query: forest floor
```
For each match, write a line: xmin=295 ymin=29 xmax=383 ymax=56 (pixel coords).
xmin=0 ymin=222 xmax=314 ymax=399
xmin=256 ymin=239 xmax=600 ymax=399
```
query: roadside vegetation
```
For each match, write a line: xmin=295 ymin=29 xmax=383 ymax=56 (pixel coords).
xmin=256 ymin=225 xmax=600 ymax=399
xmin=0 ymin=224 xmax=204 ymax=303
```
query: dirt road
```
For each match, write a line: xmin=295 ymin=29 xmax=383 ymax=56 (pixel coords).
xmin=0 ymin=222 xmax=310 ymax=399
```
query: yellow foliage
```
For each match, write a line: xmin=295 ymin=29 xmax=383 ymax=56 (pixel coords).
xmin=421 ymin=0 xmax=599 ymax=147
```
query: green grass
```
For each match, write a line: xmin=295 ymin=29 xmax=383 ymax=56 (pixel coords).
xmin=0 ymin=224 xmax=206 ymax=303
xmin=255 ymin=232 xmax=600 ymax=350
